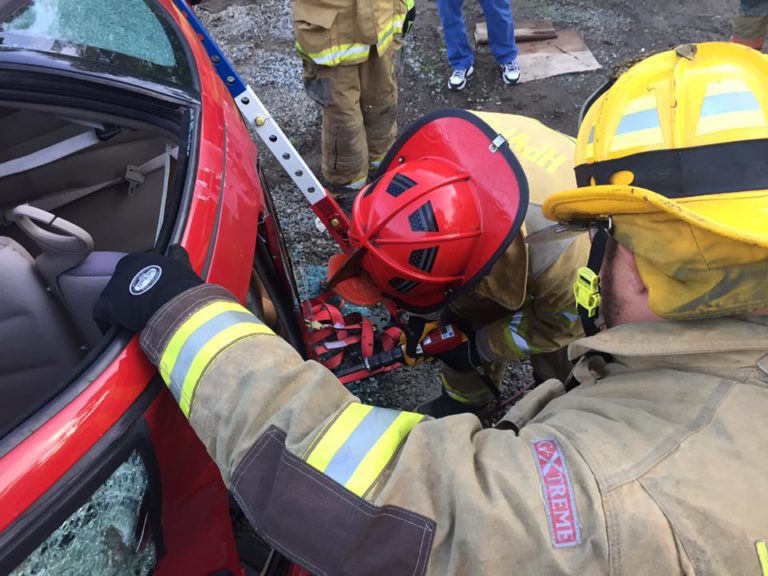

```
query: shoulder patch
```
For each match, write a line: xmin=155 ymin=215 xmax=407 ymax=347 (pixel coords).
xmin=531 ymin=438 xmax=582 ymax=548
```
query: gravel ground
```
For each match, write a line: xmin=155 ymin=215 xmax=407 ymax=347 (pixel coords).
xmin=198 ymin=0 xmax=740 ymax=415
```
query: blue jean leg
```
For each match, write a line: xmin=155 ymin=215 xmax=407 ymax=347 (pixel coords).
xmin=436 ymin=0 xmax=474 ymax=69
xmin=479 ymin=0 xmax=518 ymax=64
xmin=741 ymin=0 xmax=768 ymax=16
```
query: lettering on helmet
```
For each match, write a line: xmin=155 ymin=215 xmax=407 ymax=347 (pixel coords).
xmin=130 ymin=265 xmax=163 ymax=296
xmin=506 ymin=131 xmax=567 ymax=174
xmin=531 ymin=438 xmax=582 ymax=548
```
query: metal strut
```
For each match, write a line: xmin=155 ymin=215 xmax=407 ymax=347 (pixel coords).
xmin=171 ymin=0 xmax=351 ymax=248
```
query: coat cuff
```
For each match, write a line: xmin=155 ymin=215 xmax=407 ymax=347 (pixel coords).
xmin=139 ymin=284 xmax=238 ymax=365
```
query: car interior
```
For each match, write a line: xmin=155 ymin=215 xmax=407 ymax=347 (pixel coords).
xmin=0 ymin=105 xmax=179 ymax=436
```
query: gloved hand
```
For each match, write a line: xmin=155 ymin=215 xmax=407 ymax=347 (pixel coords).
xmin=437 ymin=332 xmax=482 ymax=373
xmin=403 ymin=6 xmax=415 ymax=36
xmin=93 ymin=246 xmax=203 ymax=332
xmin=399 ymin=317 xmax=438 ymax=366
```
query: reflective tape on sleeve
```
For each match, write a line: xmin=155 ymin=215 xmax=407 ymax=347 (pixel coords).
xmin=158 ymin=300 xmax=273 ymax=416
xmin=306 ymin=404 xmax=424 ymax=497
xmin=757 ymin=540 xmax=768 ymax=576
xmin=503 ymin=309 xmax=537 ymax=358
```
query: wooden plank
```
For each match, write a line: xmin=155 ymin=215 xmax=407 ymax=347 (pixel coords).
xmin=475 ymin=19 xmax=557 ymax=45
xmin=515 ymin=29 xmax=601 ymax=83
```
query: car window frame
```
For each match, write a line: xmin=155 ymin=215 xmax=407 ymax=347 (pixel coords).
xmin=0 ymin=382 xmax=166 ymax=574
xmin=0 ymin=0 xmax=196 ymax=91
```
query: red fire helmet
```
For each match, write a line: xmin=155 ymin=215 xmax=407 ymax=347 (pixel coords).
xmin=328 ymin=110 xmax=529 ymax=314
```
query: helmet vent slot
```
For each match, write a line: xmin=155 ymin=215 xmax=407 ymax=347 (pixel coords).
xmin=389 ymin=277 xmax=420 ymax=293
xmin=408 ymin=201 xmax=439 ymax=232
xmin=408 ymin=247 xmax=439 ymax=272
xmin=386 ymin=174 xmax=417 ymax=197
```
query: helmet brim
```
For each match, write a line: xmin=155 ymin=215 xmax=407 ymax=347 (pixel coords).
xmin=326 ymin=252 xmax=384 ymax=306
xmin=543 ymin=184 xmax=768 ymax=248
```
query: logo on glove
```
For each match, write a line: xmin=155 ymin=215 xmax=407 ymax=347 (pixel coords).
xmin=130 ymin=265 xmax=163 ymax=295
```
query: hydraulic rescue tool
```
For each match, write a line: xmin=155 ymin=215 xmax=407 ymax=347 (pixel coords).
xmin=337 ymin=324 xmax=467 ymax=378
xmin=171 ymin=1 xmax=473 ymax=384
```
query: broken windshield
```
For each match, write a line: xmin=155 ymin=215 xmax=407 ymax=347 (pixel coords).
xmin=0 ymin=0 xmax=192 ymax=88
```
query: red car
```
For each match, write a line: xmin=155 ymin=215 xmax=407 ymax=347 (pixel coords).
xmin=0 ymin=0 xmax=307 ymax=573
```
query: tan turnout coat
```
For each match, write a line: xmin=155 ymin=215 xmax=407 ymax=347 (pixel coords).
xmin=141 ymin=283 xmax=768 ymax=575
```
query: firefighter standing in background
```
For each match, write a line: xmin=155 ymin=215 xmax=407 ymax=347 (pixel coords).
xmin=731 ymin=0 xmax=768 ymax=50
xmin=94 ymin=43 xmax=768 ymax=575
xmin=293 ymin=0 xmax=414 ymax=199
xmin=324 ymin=109 xmax=588 ymax=416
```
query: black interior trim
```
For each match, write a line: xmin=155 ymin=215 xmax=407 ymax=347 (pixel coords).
xmin=201 ymin=121 xmax=227 ymax=278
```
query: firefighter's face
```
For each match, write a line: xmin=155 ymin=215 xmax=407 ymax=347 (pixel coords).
xmin=600 ymin=239 xmax=660 ymax=329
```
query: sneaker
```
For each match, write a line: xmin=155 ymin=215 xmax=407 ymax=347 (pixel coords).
xmin=448 ymin=65 xmax=474 ymax=91
xmin=502 ymin=59 xmax=521 ymax=85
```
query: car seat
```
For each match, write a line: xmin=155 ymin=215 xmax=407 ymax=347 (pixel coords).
xmin=0 ymin=236 xmax=84 ymax=434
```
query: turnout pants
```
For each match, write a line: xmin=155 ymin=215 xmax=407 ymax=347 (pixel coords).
xmin=302 ymin=45 xmax=399 ymax=188
xmin=732 ymin=0 xmax=768 ymax=49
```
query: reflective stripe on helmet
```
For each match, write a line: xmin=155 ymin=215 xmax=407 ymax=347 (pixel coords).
xmin=159 ymin=300 xmax=274 ymax=416
xmin=305 ymin=403 xmax=424 ymax=496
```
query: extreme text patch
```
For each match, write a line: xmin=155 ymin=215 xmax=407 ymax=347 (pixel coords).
xmin=531 ymin=438 xmax=582 ymax=548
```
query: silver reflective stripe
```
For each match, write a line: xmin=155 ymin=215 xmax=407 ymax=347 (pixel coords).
xmin=323 ymin=408 xmax=402 ymax=485
xmin=0 ymin=130 xmax=100 ymax=179
xmin=168 ymin=310 xmax=261 ymax=399
xmin=507 ymin=310 xmax=532 ymax=355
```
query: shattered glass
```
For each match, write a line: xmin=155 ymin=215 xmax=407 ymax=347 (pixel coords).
xmin=0 ymin=0 xmax=192 ymax=87
xmin=10 ymin=451 xmax=157 ymax=576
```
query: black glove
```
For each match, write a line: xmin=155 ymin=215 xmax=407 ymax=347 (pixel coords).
xmin=93 ymin=246 xmax=203 ymax=332
xmin=403 ymin=6 xmax=415 ymax=36
xmin=438 ymin=332 xmax=482 ymax=373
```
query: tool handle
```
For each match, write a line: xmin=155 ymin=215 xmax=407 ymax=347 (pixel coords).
xmin=363 ymin=348 xmax=405 ymax=371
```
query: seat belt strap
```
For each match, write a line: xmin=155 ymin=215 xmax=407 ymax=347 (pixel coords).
xmin=31 ymin=147 xmax=178 ymax=212
xmin=0 ymin=130 xmax=101 ymax=179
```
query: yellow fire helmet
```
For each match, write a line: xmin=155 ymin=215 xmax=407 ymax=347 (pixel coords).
xmin=543 ymin=42 xmax=768 ymax=331
xmin=544 ymin=42 xmax=768 ymax=248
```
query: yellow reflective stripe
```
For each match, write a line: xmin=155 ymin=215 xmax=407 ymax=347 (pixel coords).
xmin=296 ymin=40 xmax=371 ymax=66
xmin=705 ymin=78 xmax=750 ymax=96
xmin=503 ymin=309 xmax=536 ymax=359
xmin=697 ymin=110 xmax=767 ymax=135
xmin=624 ymin=94 xmax=656 ymax=115
xmin=441 ymin=373 xmax=496 ymax=405
xmin=757 ymin=540 xmax=768 ymax=576
xmin=159 ymin=300 xmax=245 ymax=382
xmin=178 ymin=322 xmax=273 ymax=416
xmin=306 ymin=404 xmax=373 ymax=471
xmin=610 ymin=127 xmax=664 ymax=152
xmin=297 ymin=16 xmax=404 ymax=65
xmin=344 ymin=411 xmax=423 ymax=496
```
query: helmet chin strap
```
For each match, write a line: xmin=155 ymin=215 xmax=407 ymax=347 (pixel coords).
xmin=573 ymin=219 xmax=611 ymax=337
